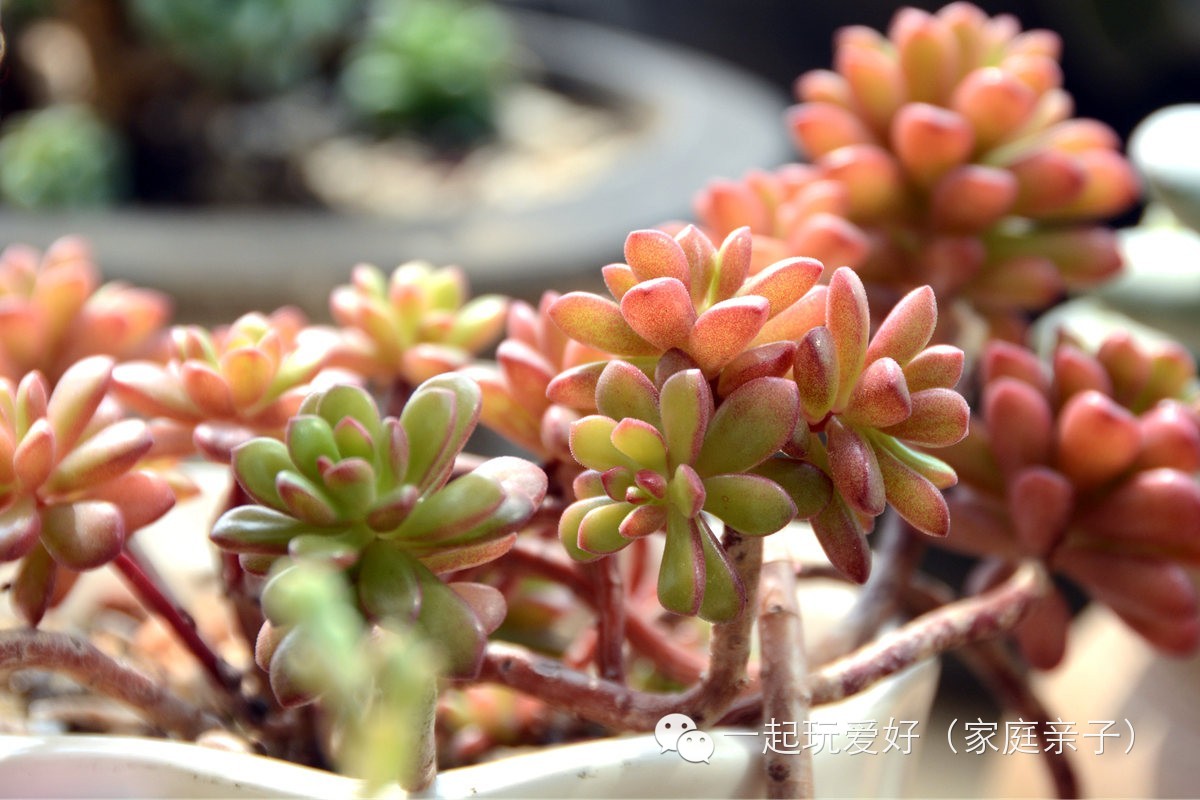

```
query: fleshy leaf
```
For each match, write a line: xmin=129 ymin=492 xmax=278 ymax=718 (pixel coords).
xmin=578 ymin=500 xmax=635 ymax=556
xmin=659 ymin=369 xmax=712 ymax=469
xmin=40 ymin=501 xmax=124 ymax=570
xmin=550 ymin=293 xmax=656 ymax=356
xmin=610 ymin=419 xmax=668 ymax=474
xmin=702 ymin=474 xmax=796 ymax=535
xmin=233 ymin=438 xmax=295 ymax=510
xmin=793 ymin=326 xmax=839 ymax=424
xmin=687 ymin=296 xmax=769 ymax=376
xmin=211 ymin=506 xmax=322 ymax=554
xmin=826 ymin=418 xmax=886 ymax=517
xmin=810 ymin=494 xmax=871 ymax=584
xmin=595 ymin=360 xmax=661 ymax=428
xmin=657 ymin=512 xmax=704 ymax=617
xmin=392 ymin=473 xmax=505 ymax=545
xmin=696 ymin=518 xmax=744 ymax=622
xmin=620 ymin=278 xmax=696 ymax=352
xmin=865 ymin=286 xmax=937 ymax=367
xmin=694 ymin=377 xmax=798 ymax=476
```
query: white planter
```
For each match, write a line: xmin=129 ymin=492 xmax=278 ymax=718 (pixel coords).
xmin=0 ymin=643 xmax=936 ymax=799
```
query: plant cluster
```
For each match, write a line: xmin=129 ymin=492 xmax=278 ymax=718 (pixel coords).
xmin=0 ymin=0 xmax=519 ymax=209
xmin=0 ymin=4 xmax=1194 ymax=800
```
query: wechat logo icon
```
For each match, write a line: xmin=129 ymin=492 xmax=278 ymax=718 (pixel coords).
xmin=655 ymin=714 xmax=715 ymax=763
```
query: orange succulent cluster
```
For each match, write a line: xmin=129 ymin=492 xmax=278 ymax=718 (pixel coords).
xmin=329 ymin=261 xmax=507 ymax=389
xmin=0 ymin=357 xmax=175 ymax=624
xmin=112 ymin=309 xmax=335 ymax=461
xmin=546 ymin=226 xmax=970 ymax=587
xmin=0 ymin=237 xmax=170 ymax=384
xmin=465 ymin=292 xmax=607 ymax=463
xmin=698 ymin=2 xmax=1138 ymax=337
xmin=942 ymin=333 xmax=1200 ymax=665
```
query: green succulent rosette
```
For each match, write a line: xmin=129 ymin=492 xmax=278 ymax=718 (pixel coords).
xmin=211 ymin=375 xmax=546 ymax=682
xmin=559 ymin=360 xmax=799 ymax=622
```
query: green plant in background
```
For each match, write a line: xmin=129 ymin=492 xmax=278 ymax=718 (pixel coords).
xmin=339 ymin=0 xmax=516 ymax=145
xmin=124 ymin=0 xmax=357 ymax=96
xmin=0 ymin=105 xmax=125 ymax=210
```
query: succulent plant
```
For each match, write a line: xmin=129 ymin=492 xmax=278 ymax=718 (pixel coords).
xmin=465 ymin=291 xmax=609 ymax=463
xmin=690 ymin=163 xmax=871 ymax=275
xmin=560 ymin=360 xmax=800 ymax=621
xmin=112 ymin=308 xmax=333 ymax=462
xmin=329 ymin=261 xmax=507 ymax=390
xmin=253 ymin=561 xmax=441 ymax=791
xmin=339 ymin=0 xmax=516 ymax=144
xmin=760 ymin=266 xmax=969 ymax=581
xmin=0 ymin=356 xmax=176 ymax=625
xmin=548 ymin=226 xmax=825 ymax=404
xmin=549 ymin=227 xmax=969 ymax=588
xmin=211 ymin=376 xmax=546 ymax=678
xmin=775 ymin=2 xmax=1138 ymax=332
xmin=941 ymin=334 xmax=1200 ymax=666
xmin=0 ymin=237 xmax=170 ymax=384
xmin=124 ymin=0 xmax=356 ymax=96
xmin=0 ymin=104 xmax=125 ymax=211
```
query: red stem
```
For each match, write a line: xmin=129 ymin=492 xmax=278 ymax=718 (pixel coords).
xmin=807 ymin=560 xmax=1049 ymax=704
xmin=586 ymin=557 xmax=626 ymax=683
xmin=111 ymin=550 xmax=240 ymax=692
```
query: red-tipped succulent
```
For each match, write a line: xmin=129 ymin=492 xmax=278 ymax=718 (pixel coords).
xmin=0 ymin=356 xmax=175 ymax=624
xmin=112 ymin=309 xmax=334 ymax=462
xmin=0 ymin=237 xmax=170 ymax=384
xmin=941 ymin=333 xmax=1200 ymax=666
xmin=548 ymin=226 xmax=824 ymax=404
xmin=330 ymin=261 xmax=507 ymax=389
xmin=765 ymin=266 xmax=969 ymax=581
xmin=560 ymin=360 xmax=800 ymax=621
xmin=776 ymin=2 xmax=1137 ymax=330
xmin=692 ymin=164 xmax=871 ymax=275
xmin=464 ymin=292 xmax=608 ymax=463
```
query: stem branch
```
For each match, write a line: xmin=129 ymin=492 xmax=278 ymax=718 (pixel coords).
xmin=807 ymin=560 xmax=1049 ymax=704
xmin=0 ymin=628 xmax=220 ymax=738
xmin=587 ymin=557 xmax=626 ymax=683
xmin=904 ymin=576 xmax=1079 ymax=799
xmin=758 ymin=560 xmax=813 ymax=800
xmin=479 ymin=530 xmax=764 ymax=730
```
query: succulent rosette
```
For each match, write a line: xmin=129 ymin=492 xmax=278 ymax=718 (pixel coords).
xmin=464 ymin=291 xmax=609 ymax=463
xmin=0 ymin=356 xmax=175 ymax=624
xmin=781 ymin=2 xmax=1137 ymax=330
xmin=769 ymin=266 xmax=969 ymax=581
xmin=940 ymin=334 xmax=1200 ymax=666
xmin=560 ymin=360 xmax=799 ymax=622
xmin=548 ymin=225 xmax=825 ymax=405
xmin=112 ymin=308 xmax=334 ymax=461
xmin=329 ymin=261 xmax=507 ymax=388
xmin=0 ymin=237 xmax=170 ymax=384
xmin=211 ymin=376 xmax=547 ymax=681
